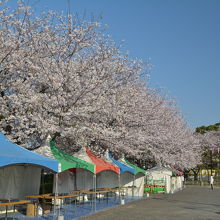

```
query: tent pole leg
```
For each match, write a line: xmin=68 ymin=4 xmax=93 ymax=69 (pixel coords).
xmin=118 ymin=174 xmax=121 ymax=201
xmin=95 ymin=174 xmax=97 ymax=212
xmin=132 ymin=175 xmax=135 ymax=198
xmin=92 ymin=174 xmax=97 ymax=212
xmin=92 ymin=174 xmax=93 ymax=211
xmin=53 ymin=173 xmax=58 ymax=219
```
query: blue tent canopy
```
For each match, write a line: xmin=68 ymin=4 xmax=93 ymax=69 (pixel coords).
xmin=108 ymin=153 xmax=135 ymax=175
xmin=0 ymin=133 xmax=59 ymax=172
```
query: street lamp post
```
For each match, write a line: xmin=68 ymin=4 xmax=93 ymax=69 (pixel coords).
xmin=210 ymin=148 xmax=213 ymax=176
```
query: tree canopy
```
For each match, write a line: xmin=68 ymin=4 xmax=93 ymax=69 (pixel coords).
xmin=196 ymin=123 xmax=220 ymax=134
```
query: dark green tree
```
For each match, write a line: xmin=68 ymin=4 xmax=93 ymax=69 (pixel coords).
xmin=189 ymin=122 xmax=220 ymax=182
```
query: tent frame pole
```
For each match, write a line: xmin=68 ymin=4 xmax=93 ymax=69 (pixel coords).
xmin=93 ymin=174 xmax=97 ymax=212
xmin=118 ymin=174 xmax=121 ymax=201
xmin=132 ymin=174 xmax=135 ymax=198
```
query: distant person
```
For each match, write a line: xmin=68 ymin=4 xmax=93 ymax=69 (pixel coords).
xmin=210 ymin=175 xmax=214 ymax=190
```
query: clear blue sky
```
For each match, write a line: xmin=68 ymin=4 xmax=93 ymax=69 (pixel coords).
xmin=6 ymin=0 xmax=220 ymax=128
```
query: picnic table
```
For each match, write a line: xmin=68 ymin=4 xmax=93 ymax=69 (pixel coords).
xmin=26 ymin=193 xmax=79 ymax=216
xmin=0 ymin=199 xmax=31 ymax=219
xmin=72 ymin=187 xmax=131 ymax=203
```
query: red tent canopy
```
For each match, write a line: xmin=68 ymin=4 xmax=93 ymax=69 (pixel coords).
xmin=86 ymin=148 xmax=120 ymax=174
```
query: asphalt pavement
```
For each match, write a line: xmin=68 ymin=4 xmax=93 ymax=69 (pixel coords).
xmin=78 ymin=185 xmax=220 ymax=220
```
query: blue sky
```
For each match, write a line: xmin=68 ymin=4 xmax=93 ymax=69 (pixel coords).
xmin=6 ymin=0 xmax=220 ymax=128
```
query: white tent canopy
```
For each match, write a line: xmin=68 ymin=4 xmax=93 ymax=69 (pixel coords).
xmin=146 ymin=166 xmax=172 ymax=193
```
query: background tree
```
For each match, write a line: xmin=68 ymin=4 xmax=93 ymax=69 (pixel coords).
xmin=189 ymin=123 xmax=220 ymax=181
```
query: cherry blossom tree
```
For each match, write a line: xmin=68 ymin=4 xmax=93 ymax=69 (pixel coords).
xmin=202 ymin=130 xmax=220 ymax=149
xmin=0 ymin=1 xmax=203 ymax=170
xmin=0 ymin=2 xmax=142 ymax=148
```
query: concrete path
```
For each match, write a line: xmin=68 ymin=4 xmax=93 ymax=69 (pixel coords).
xmin=78 ymin=185 xmax=220 ymax=220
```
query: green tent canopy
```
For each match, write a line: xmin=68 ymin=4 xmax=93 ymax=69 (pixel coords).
xmin=124 ymin=158 xmax=146 ymax=175
xmin=50 ymin=140 xmax=95 ymax=173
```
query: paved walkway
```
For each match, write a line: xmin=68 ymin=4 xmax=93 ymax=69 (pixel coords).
xmin=78 ymin=185 xmax=220 ymax=220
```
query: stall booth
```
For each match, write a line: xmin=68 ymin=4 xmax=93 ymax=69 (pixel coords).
xmin=106 ymin=153 xmax=135 ymax=196
xmin=72 ymin=147 xmax=96 ymax=191
xmin=112 ymin=157 xmax=146 ymax=197
xmin=51 ymin=141 xmax=96 ymax=193
xmin=146 ymin=166 xmax=172 ymax=194
xmin=171 ymin=169 xmax=184 ymax=193
xmin=176 ymin=171 xmax=184 ymax=190
xmin=122 ymin=159 xmax=146 ymax=197
xmin=86 ymin=148 xmax=120 ymax=190
xmin=0 ymin=133 xmax=59 ymax=215
xmin=35 ymin=138 xmax=95 ymax=194
xmin=36 ymin=139 xmax=120 ymax=204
